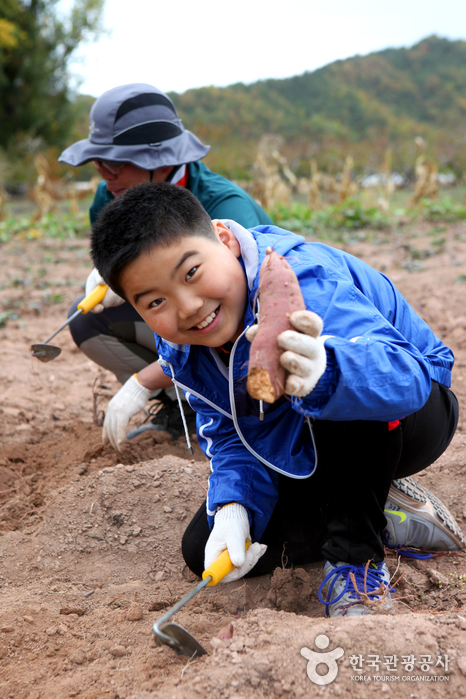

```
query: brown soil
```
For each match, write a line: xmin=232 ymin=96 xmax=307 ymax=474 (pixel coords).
xmin=1 ymin=222 xmax=466 ymax=698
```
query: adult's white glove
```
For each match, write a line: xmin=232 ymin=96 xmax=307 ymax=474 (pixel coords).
xmin=278 ymin=310 xmax=327 ymax=397
xmin=85 ymin=267 xmax=125 ymax=313
xmin=204 ymin=503 xmax=267 ymax=583
xmin=103 ymin=374 xmax=151 ymax=451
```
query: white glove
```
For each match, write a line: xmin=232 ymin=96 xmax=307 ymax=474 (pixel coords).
xmin=204 ymin=503 xmax=267 ymax=583
xmin=103 ymin=374 xmax=151 ymax=451
xmin=85 ymin=267 xmax=125 ymax=313
xmin=277 ymin=310 xmax=327 ymax=397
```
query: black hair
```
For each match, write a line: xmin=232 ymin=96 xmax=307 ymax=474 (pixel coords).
xmin=91 ymin=182 xmax=217 ymax=299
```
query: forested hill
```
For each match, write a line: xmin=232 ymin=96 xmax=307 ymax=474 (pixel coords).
xmin=166 ymin=36 xmax=466 ymax=177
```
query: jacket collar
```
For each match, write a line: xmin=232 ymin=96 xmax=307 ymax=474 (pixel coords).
xmin=219 ymin=219 xmax=259 ymax=291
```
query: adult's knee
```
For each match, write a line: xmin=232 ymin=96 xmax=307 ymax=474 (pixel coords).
xmin=68 ymin=295 xmax=109 ymax=347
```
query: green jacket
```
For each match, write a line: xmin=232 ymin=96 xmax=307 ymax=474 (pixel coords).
xmin=89 ymin=161 xmax=273 ymax=227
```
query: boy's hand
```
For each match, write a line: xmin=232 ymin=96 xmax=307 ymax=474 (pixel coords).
xmin=278 ymin=310 xmax=327 ymax=397
xmin=86 ymin=268 xmax=125 ymax=313
xmin=204 ymin=503 xmax=267 ymax=583
xmin=103 ymin=375 xmax=151 ymax=451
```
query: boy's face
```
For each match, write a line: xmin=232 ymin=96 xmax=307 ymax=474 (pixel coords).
xmin=120 ymin=221 xmax=248 ymax=347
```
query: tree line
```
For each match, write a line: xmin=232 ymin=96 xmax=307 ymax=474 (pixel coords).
xmin=1 ymin=18 xmax=465 ymax=186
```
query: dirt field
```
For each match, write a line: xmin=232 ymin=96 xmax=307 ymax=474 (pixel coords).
xmin=1 ymin=218 xmax=466 ymax=698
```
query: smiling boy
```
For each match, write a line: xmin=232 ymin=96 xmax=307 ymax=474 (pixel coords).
xmin=119 ymin=220 xmax=247 ymax=348
xmin=91 ymin=182 xmax=463 ymax=617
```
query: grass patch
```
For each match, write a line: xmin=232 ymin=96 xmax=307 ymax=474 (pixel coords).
xmin=268 ymin=195 xmax=466 ymax=242
xmin=0 ymin=211 xmax=90 ymax=245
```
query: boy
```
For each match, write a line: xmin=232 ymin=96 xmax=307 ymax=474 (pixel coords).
xmin=91 ymin=182 xmax=463 ymax=617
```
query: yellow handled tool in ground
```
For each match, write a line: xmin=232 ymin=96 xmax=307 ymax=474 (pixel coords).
xmin=31 ymin=284 xmax=109 ymax=363
xmin=153 ymin=541 xmax=252 ymax=657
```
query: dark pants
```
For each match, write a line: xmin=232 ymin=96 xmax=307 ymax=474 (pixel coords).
xmin=68 ymin=298 xmax=159 ymax=385
xmin=68 ymin=298 xmax=157 ymax=363
xmin=182 ymin=381 xmax=459 ymax=577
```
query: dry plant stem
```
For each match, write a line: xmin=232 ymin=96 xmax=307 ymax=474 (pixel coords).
xmin=384 ymin=545 xmax=463 ymax=559
xmin=348 ymin=559 xmax=410 ymax=613
xmin=92 ymin=376 xmax=106 ymax=426
xmin=186 ymin=474 xmax=208 ymax=496
xmin=180 ymin=655 xmax=199 ymax=679
xmin=17 ymin=503 xmax=47 ymax=524
xmin=281 ymin=542 xmax=289 ymax=569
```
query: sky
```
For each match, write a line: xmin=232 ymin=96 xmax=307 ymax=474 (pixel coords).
xmin=69 ymin=0 xmax=466 ymax=98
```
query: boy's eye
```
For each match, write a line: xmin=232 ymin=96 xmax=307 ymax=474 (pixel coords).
xmin=149 ymin=298 xmax=164 ymax=308
xmin=186 ymin=266 xmax=197 ymax=281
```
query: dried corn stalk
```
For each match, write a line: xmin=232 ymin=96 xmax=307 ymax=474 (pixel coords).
xmin=31 ymin=153 xmax=98 ymax=219
xmin=250 ymin=135 xmax=293 ymax=208
xmin=410 ymin=155 xmax=438 ymax=205
xmin=338 ymin=156 xmax=358 ymax=201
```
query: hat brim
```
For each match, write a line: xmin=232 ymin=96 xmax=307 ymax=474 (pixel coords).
xmin=59 ymin=130 xmax=209 ymax=169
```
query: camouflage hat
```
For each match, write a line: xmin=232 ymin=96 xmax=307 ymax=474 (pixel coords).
xmin=59 ymin=83 xmax=209 ymax=170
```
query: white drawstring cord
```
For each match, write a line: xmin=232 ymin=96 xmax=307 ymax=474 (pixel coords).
xmin=167 ymin=362 xmax=193 ymax=455
xmin=228 ymin=326 xmax=318 ymax=479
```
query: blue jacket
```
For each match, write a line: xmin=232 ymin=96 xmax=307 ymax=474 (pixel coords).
xmin=156 ymin=222 xmax=454 ymax=540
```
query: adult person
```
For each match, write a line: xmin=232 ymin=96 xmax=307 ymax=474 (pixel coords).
xmin=59 ymin=83 xmax=273 ymax=451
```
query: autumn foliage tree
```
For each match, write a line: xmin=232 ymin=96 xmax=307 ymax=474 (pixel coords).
xmin=0 ymin=0 xmax=104 ymax=151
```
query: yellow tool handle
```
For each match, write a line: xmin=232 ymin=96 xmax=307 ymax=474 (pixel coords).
xmin=202 ymin=539 xmax=252 ymax=587
xmin=77 ymin=284 xmax=109 ymax=314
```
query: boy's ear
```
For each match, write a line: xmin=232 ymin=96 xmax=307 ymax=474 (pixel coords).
xmin=211 ymin=220 xmax=241 ymax=258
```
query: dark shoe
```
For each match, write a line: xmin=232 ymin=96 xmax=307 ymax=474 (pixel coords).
xmin=127 ymin=392 xmax=197 ymax=441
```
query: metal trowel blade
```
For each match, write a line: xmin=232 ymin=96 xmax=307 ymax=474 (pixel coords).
xmin=31 ymin=344 xmax=62 ymax=363
xmin=154 ymin=622 xmax=208 ymax=657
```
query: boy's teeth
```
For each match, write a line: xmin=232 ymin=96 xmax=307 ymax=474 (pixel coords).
xmin=196 ymin=310 xmax=217 ymax=329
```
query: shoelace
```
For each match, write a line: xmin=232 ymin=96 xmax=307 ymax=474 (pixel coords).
xmin=318 ymin=563 xmax=393 ymax=616
xmin=383 ymin=531 xmax=433 ymax=560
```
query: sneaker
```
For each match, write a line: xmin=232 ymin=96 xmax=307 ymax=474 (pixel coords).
xmin=318 ymin=560 xmax=394 ymax=617
xmin=384 ymin=477 xmax=465 ymax=552
xmin=127 ymin=393 xmax=197 ymax=441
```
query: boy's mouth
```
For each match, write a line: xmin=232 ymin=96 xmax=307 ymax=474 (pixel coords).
xmin=191 ymin=306 xmax=220 ymax=330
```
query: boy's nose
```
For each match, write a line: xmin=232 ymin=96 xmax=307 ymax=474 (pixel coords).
xmin=178 ymin=295 xmax=203 ymax=321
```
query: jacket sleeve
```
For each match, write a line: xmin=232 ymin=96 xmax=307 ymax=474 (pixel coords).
xmin=289 ymin=269 xmax=453 ymax=422
xmin=187 ymin=393 xmax=279 ymax=540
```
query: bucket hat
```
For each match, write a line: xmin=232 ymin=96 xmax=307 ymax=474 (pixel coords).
xmin=59 ymin=83 xmax=210 ymax=170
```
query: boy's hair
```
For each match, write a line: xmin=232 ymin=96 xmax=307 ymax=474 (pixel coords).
xmin=91 ymin=182 xmax=216 ymax=298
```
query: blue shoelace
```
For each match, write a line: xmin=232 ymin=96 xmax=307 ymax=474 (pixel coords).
xmin=318 ymin=563 xmax=393 ymax=617
xmin=383 ymin=532 xmax=433 ymax=560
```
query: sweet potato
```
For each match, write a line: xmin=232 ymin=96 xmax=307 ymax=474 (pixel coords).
xmin=247 ymin=247 xmax=305 ymax=403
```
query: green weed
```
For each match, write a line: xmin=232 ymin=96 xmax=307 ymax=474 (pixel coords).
xmin=0 ymin=211 xmax=90 ymax=244
xmin=269 ymin=195 xmax=466 ymax=240
xmin=420 ymin=198 xmax=466 ymax=222
xmin=269 ymin=198 xmax=391 ymax=241
xmin=0 ymin=310 xmax=17 ymax=328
